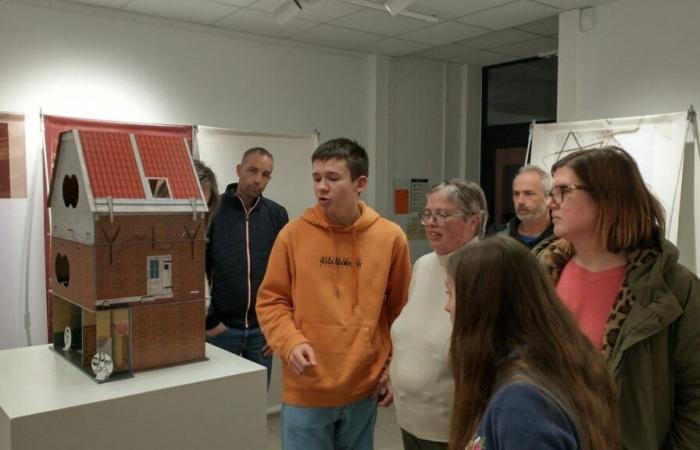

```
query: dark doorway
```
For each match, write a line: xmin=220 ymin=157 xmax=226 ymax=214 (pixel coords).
xmin=480 ymin=56 xmax=557 ymax=230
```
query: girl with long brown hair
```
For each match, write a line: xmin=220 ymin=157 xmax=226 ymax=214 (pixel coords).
xmin=446 ymin=236 xmax=619 ymax=450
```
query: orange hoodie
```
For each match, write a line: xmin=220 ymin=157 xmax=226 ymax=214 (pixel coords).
xmin=256 ymin=201 xmax=411 ymax=407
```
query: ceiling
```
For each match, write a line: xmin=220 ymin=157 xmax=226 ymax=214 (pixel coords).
xmin=63 ymin=0 xmax=618 ymax=66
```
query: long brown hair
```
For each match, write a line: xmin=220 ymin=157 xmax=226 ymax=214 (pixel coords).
xmin=193 ymin=159 xmax=220 ymax=229
xmin=447 ymin=236 xmax=619 ymax=450
xmin=551 ymin=146 xmax=665 ymax=252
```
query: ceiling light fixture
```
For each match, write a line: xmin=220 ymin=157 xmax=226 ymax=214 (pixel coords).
xmin=384 ymin=0 xmax=414 ymax=16
xmin=273 ymin=0 xmax=303 ymax=25
xmin=339 ymin=0 xmax=438 ymax=23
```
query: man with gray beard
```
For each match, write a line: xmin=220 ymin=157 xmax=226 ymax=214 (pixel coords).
xmin=499 ymin=165 xmax=553 ymax=248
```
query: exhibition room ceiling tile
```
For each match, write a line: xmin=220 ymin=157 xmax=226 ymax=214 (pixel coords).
xmin=449 ymin=50 xmax=518 ymax=67
xmin=331 ymin=9 xmax=429 ymax=37
xmin=67 ymin=0 xmax=130 ymax=8
xmin=58 ymin=0 xmax=616 ymax=64
xmin=358 ymin=38 xmax=430 ymax=56
xmin=398 ymin=20 xmax=489 ymax=46
xmin=296 ymin=1 xmax=362 ymax=23
xmin=414 ymin=43 xmax=474 ymax=60
xmin=291 ymin=24 xmax=381 ymax=50
xmin=457 ymin=0 xmax=559 ymax=31
xmin=535 ymin=0 xmax=618 ymax=9
xmin=515 ymin=16 xmax=559 ymax=36
xmin=211 ymin=0 xmax=257 ymax=6
xmin=457 ymin=28 xmax=540 ymax=50
xmin=248 ymin=0 xmax=286 ymax=13
xmin=214 ymin=8 xmax=317 ymax=38
xmin=124 ymin=0 xmax=239 ymax=25
xmin=494 ymin=36 xmax=558 ymax=57
xmin=407 ymin=0 xmax=512 ymax=20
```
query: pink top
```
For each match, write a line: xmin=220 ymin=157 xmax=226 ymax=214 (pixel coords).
xmin=556 ymin=259 xmax=626 ymax=350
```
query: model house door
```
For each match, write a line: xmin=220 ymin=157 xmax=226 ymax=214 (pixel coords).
xmin=147 ymin=255 xmax=173 ymax=297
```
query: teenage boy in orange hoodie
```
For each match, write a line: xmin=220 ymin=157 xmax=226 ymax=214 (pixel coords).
xmin=257 ymin=138 xmax=411 ymax=450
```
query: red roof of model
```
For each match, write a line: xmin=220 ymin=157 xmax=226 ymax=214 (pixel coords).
xmin=76 ymin=130 xmax=200 ymax=201
xmin=80 ymin=130 xmax=145 ymax=199
xmin=137 ymin=135 xmax=200 ymax=200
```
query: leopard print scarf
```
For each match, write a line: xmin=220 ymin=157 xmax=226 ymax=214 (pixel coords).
xmin=537 ymin=239 xmax=659 ymax=361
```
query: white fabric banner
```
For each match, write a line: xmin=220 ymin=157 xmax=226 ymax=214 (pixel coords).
xmin=194 ymin=126 xmax=318 ymax=221
xmin=529 ymin=111 xmax=689 ymax=244
xmin=0 ymin=111 xmax=48 ymax=350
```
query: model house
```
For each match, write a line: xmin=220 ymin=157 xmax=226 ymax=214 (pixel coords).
xmin=48 ymin=129 xmax=207 ymax=380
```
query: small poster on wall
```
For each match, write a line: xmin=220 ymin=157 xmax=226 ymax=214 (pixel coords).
xmin=410 ymin=178 xmax=429 ymax=213
xmin=0 ymin=112 xmax=27 ymax=198
xmin=406 ymin=215 xmax=425 ymax=240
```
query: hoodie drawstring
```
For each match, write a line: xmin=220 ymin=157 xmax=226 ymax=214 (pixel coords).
xmin=327 ymin=227 xmax=341 ymax=301
xmin=326 ymin=225 xmax=359 ymax=311
xmin=351 ymin=227 xmax=358 ymax=311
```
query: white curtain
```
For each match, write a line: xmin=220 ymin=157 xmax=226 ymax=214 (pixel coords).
xmin=195 ymin=126 xmax=319 ymax=221
xmin=529 ymin=110 xmax=698 ymax=272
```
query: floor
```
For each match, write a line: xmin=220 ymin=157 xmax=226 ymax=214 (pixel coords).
xmin=265 ymin=405 xmax=404 ymax=450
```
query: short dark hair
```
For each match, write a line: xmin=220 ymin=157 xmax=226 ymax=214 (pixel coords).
xmin=241 ymin=147 xmax=273 ymax=164
xmin=311 ymin=138 xmax=368 ymax=181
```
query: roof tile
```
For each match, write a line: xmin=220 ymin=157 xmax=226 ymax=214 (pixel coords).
xmin=136 ymin=135 xmax=201 ymax=200
xmin=80 ymin=131 xmax=145 ymax=199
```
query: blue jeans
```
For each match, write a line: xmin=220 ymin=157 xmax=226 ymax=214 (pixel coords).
xmin=206 ymin=326 xmax=272 ymax=386
xmin=282 ymin=396 xmax=377 ymax=450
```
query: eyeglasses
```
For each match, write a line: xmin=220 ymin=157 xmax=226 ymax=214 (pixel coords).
xmin=417 ymin=211 xmax=469 ymax=225
xmin=544 ymin=184 xmax=590 ymax=205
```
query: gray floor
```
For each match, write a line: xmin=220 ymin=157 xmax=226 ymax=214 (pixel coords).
xmin=265 ymin=404 xmax=404 ymax=450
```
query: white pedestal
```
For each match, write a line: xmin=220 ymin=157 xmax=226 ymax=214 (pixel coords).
xmin=0 ymin=344 xmax=266 ymax=450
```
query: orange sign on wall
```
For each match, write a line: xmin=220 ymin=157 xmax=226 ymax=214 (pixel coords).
xmin=394 ymin=189 xmax=409 ymax=214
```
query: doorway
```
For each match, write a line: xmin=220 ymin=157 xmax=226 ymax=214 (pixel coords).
xmin=480 ymin=56 xmax=558 ymax=230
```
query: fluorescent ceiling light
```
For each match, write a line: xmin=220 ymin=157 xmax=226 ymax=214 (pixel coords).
xmin=339 ymin=0 xmax=438 ymax=23
xmin=273 ymin=0 xmax=302 ymax=25
xmin=384 ymin=0 xmax=414 ymax=16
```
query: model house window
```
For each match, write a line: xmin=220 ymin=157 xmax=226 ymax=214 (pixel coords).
xmin=62 ymin=174 xmax=79 ymax=208
xmin=147 ymin=255 xmax=172 ymax=297
xmin=55 ymin=253 xmax=70 ymax=287
xmin=148 ymin=178 xmax=171 ymax=198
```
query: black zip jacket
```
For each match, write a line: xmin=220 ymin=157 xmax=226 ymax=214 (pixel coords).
xmin=206 ymin=183 xmax=288 ymax=330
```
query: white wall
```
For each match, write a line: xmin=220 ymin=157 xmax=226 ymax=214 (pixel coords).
xmin=558 ymin=0 xmax=700 ymax=122
xmin=382 ymin=56 xmax=482 ymax=260
xmin=557 ymin=0 xmax=700 ymax=272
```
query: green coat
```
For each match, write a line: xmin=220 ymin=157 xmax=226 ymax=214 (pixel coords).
xmin=535 ymin=237 xmax=700 ymax=450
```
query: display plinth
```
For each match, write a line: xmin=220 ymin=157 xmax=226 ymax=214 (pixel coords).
xmin=0 ymin=343 xmax=266 ymax=450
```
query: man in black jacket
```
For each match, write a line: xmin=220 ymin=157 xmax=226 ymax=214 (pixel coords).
xmin=206 ymin=147 xmax=288 ymax=385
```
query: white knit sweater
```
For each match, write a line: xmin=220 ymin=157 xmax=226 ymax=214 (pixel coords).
xmin=390 ymin=251 xmax=454 ymax=442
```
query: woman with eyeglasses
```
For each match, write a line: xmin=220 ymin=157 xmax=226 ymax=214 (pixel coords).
xmin=535 ymin=146 xmax=700 ymax=450
xmin=446 ymin=236 xmax=619 ymax=450
xmin=389 ymin=179 xmax=487 ymax=450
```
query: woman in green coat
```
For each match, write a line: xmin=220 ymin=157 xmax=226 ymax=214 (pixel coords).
xmin=535 ymin=146 xmax=700 ymax=450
